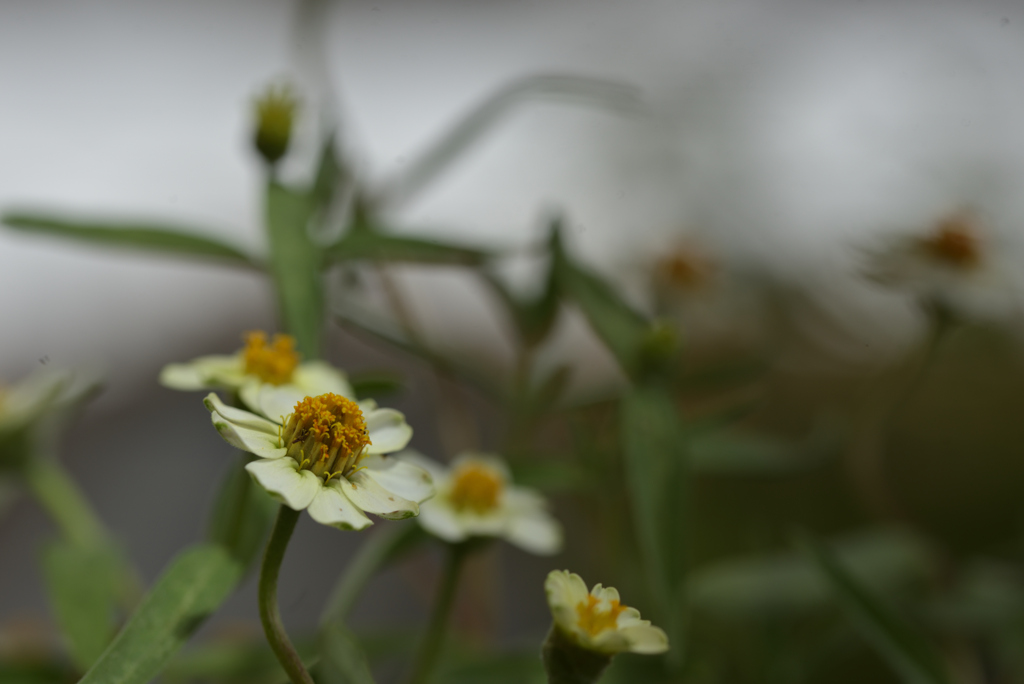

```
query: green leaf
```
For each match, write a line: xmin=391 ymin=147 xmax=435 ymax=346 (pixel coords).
xmin=689 ymin=528 xmax=934 ymax=620
xmin=552 ymin=225 xmax=649 ymax=375
xmin=0 ymin=660 xmax=75 ymax=684
xmin=79 ymin=544 xmax=242 ymax=684
xmin=2 ymin=213 xmax=258 ymax=268
xmin=620 ymin=383 xmax=688 ymax=620
xmin=348 ymin=371 xmax=405 ymax=400
xmin=317 ymin=626 xmax=377 ymax=684
xmin=205 ymin=453 xmax=277 ymax=568
xmin=799 ymin=531 xmax=951 ymax=684
xmin=41 ymin=541 xmax=122 ymax=671
xmin=265 ymin=182 xmax=323 ymax=358
xmin=688 ymin=417 xmax=842 ymax=476
xmin=381 ymin=73 xmax=643 ymax=207
xmin=326 ymin=230 xmax=489 ymax=266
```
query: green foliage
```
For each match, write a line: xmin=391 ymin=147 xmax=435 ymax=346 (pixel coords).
xmin=326 ymin=230 xmax=490 ymax=266
xmin=79 ymin=545 xmax=242 ymax=684
xmin=2 ymin=213 xmax=257 ymax=267
xmin=799 ymin=532 xmax=951 ymax=684
xmin=317 ymin=626 xmax=378 ymax=684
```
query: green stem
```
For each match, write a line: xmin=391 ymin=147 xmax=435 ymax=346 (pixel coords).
xmin=23 ymin=457 xmax=106 ymax=548
xmin=259 ymin=505 xmax=314 ymax=684
xmin=407 ymin=543 xmax=468 ymax=684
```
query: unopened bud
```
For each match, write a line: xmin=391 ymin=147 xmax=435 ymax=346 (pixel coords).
xmin=253 ymin=83 xmax=298 ymax=165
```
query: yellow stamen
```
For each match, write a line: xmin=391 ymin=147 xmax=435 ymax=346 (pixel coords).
xmin=243 ymin=331 xmax=300 ymax=385
xmin=448 ymin=463 xmax=504 ymax=513
xmin=280 ymin=393 xmax=370 ymax=479
xmin=575 ymin=594 xmax=626 ymax=637
xmin=920 ymin=213 xmax=981 ymax=269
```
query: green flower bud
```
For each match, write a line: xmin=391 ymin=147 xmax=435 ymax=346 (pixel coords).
xmin=253 ymin=84 xmax=298 ymax=165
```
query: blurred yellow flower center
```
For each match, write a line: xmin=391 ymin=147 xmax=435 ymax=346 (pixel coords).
xmin=449 ymin=463 xmax=503 ymax=513
xmin=657 ymin=248 xmax=714 ymax=291
xmin=243 ymin=332 xmax=300 ymax=385
xmin=576 ymin=594 xmax=626 ymax=637
xmin=281 ymin=393 xmax=370 ymax=480
xmin=921 ymin=215 xmax=981 ymax=269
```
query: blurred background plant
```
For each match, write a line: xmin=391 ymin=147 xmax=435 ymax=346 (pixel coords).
xmin=4 ymin=1 xmax=1024 ymax=683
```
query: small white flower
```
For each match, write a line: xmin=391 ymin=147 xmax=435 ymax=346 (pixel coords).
xmin=545 ymin=570 xmax=668 ymax=655
xmin=160 ymin=331 xmax=353 ymax=407
xmin=863 ymin=211 xmax=1022 ymax=321
xmin=402 ymin=451 xmax=562 ymax=555
xmin=205 ymin=387 xmax=433 ymax=530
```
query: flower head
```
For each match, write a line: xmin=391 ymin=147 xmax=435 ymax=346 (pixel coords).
xmin=253 ymin=83 xmax=297 ymax=165
xmin=402 ymin=452 xmax=562 ymax=555
xmin=545 ymin=570 xmax=668 ymax=655
xmin=863 ymin=210 xmax=1021 ymax=321
xmin=205 ymin=386 xmax=433 ymax=530
xmin=160 ymin=331 xmax=353 ymax=411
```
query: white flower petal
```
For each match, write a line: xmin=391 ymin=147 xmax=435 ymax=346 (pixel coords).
xmin=294 ymin=361 xmax=355 ymax=399
xmin=160 ymin=355 xmax=241 ymax=390
xmin=210 ymin=411 xmax=287 ymax=459
xmin=619 ymin=623 xmax=669 ymax=654
xmin=452 ymin=509 xmax=506 ymax=537
xmin=358 ymin=398 xmax=379 ymax=412
xmin=360 ymin=454 xmax=434 ymax=503
xmin=363 ymin=408 xmax=413 ymax=454
xmin=251 ymin=384 xmax=306 ymax=424
xmin=395 ymin=450 xmax=449 ymax=484
xmin=307 ymin=480 xmax=373 ymax=530
xmin=590 ymin=629 xmax=631 ymax=654
xmin=203 ymin=393 xmax=279 ymax=433
xmin=591 ymin=584 xmax=621 ymax=604
xmin=504 ymin=510 xmax=562 ymax=555
xmin=340 ymin=469 xmax=419 ymax=519
xmin=417 ymin=502 xmax=469 ymax=542
xmin=246 ymin=458 xmax=320 ymax=510
xmin=545 ymin=570 xmax=589 ymax=633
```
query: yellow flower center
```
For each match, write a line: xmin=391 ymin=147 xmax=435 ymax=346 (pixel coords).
xmin=243 ymin=331 xmax=300 ymax=385
xmin=657 ymin=248 xmax=714 ymax=291
xmin=575 ymin=594 xmax=626 ymax=637
xmin=448 ymin=463 xmax=504 ymax=513
xmin=280 ymin=393 xmax=370 ymax=481
xmin=920 ymin=214 xmax=981 ymax=269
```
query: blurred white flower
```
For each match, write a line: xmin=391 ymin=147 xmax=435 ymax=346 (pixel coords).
xmin=402 ymin=451 xmax=562 ymax=555
xmin=545 ymin=569 xmax=668 ymax=655
xmin=160 ymin=331 xmax=354 ymax=407
xmin=204 ymin=388 xmax=432 ymax=530
xmin=863 ymin=211 xmax=1023 ymax=322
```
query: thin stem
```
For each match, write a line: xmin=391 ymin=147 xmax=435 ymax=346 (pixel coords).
xmin=23 ymin=457 xmax=106 ymax=548
xmin=259 ymin=505 xmax=314 ymax=684
xmin=407 ymin=543 xmax=469 ymax=684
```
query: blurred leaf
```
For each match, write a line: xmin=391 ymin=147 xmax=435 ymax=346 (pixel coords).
xmin=312 ymin=135 xmax=347 ymax=212
xmin=0 ymin=660 xmax=75 ymax=684
xmin=2 ymin=213 xmax=257 ymax=268
xmin=508 ymin=460 xmax=593 ymax=493
xmin=326 ymin=230 xmax=489 ymax=266
xmin=265 ymin=182 xmax=322 ymax=358
xmin=620 ymin=383 xmax=688 ymax=623
xmin=321 ymin=523 xmax=427 ymax=626
xmin=689 ymin=416 xmax=842 ymax=476
xmin=205 ymin=453 xmax=277 ymax=568
xmin=79 ymin=544 xmax=241 ymax=684
xmin=799 ymin=531 xmax=951 ymax=684
xmin=552 ymin=225 xmax=649 ymax=376
xmin=165 ymin=637 xmax=317 ymax=684
xmin=41 ymin=541 xmax=122 ymax=672
xmin=348 ymin=371 xmax=405 ymax=400
xmin=318 ymin=626 xmax=377 ymax=684
xmin=689 ymin=528 xmax=935 ymax=620
xmin=926 ymin=562 xmax=1024 ymax=633
xmin=381 ymin=73 xmax=643 ymax=207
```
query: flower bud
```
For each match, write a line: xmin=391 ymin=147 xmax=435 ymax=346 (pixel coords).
xmin=253 ymin=83 xmax=298 ymax=165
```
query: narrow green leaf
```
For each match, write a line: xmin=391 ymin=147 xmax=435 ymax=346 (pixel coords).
xmin=326 ymin=230 xmax=489 ymax=266
xmin=317 ymin=626 xmax=377 ymax=684
xmin=381 ymin=73 xmax=643 ymax=207
xmin=348 ymin=371 xmax=405 ymax=400
xmin=205 ymin=453 xmax=277 ymax=568
xmin=2 ymin=213 xmax=258 ymax=268
xmin=80 ymin=544 xmax=242 ymax=684
xmin=799 ymin=531 xmax=951 ymax=684
xmin=265 ymin=182 xmax=323 ymax=358
xmin=620 ymin=383 xmax=687 ymax=621
xmin=41 ymin=541 xmax=121 ymax=672
xmin=552 ymin=226 xmax=649 ymax=375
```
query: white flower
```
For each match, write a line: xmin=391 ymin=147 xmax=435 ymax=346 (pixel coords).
xmin=204 ymin=386 xmax=433 ymax=530
xmin=160 ymin=331 xmax=353 ymax=406
xmin=402 ymin=451 xmax=562 ymax=555
xmin=545 ymin=570 xmax=668 ymax=655
xmin=863 ymin=211 xmax=1023 ymax=321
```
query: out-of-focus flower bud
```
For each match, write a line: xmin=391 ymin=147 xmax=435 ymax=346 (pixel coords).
xmin=253 ymin=84 xmax=298 ymax=166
